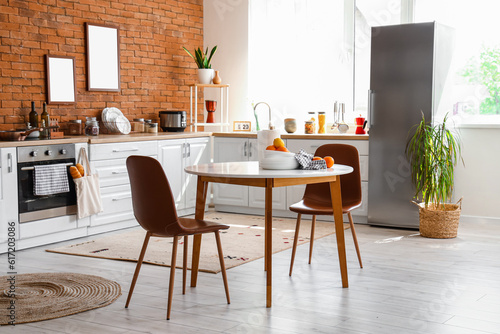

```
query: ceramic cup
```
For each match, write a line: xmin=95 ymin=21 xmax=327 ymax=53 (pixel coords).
xmin=284 ymin=118 xmax=297 ymax=133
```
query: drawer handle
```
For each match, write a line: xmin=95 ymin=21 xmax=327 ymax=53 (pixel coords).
xmin=112 ymin=195 xmax=132 ymax=201
xmin=111 ymin=171 xmax=128 ymax=175
xmin=112 ymin=148 xmax=139 ymax=153
xmin=21 ymin=162 xmax=73 ymax=171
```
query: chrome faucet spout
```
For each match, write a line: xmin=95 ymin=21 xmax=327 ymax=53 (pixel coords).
xmin=253 ymin=102 xmax=274 ymax=130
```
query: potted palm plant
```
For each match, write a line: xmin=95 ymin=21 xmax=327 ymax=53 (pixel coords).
xmin=183 ymin=45 xmax=217 ymax=84
xmin=405 ymin=112 xmax=464 ymax=238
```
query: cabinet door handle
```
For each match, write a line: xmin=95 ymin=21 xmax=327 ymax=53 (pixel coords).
xmin=243 ymin=141 xmax=248 ymax=157
xmin=111 ymin=171 xmax=128 ymax=175
xmin=112 ymin=148 xmax=139 ymax=153
xmin=187 ymin=143 xmax=191 ymax=158
xmin=7 ymin=153 xmax=12 ymax=173
xmin=248 ymin=142 xmax=252 ymax=158
xmin=182 ymin=143 xmax=186 ymax=158
xmin=112 ymin=195 xmax=132 ymax=201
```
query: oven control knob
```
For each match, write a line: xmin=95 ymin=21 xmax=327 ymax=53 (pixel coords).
xmin=60 ymin=149 xmax=67 ymax=155
xmin=45 ymin=150 xmax=52 ymax=156
xmin=30 ymin=151 xmax=38 ymax=157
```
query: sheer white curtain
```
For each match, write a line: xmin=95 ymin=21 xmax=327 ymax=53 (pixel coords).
xmin=249 ymin=0 xmax=353 ymax=130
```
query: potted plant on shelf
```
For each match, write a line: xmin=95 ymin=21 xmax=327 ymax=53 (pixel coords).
xmin=405 ymin=112 xmax=464 ymax=238
xmin=182 ymin=45 xmax=218 ymax=84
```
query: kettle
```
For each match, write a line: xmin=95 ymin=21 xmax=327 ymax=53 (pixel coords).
xmin=355 ymin=115 xmax=366 ymax=135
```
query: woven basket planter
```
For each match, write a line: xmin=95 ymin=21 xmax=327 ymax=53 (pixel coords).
xmin=413 ymin=199 xmax=462 ymax=239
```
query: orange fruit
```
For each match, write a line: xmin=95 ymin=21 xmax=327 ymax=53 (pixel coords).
xmin=312 ymin=156 xmax=323 ymax=161
xmin=273 ymin=138 xmax=285 ymax=148
xmin=324 ymin=156 xmax=334 ymax=168
xmin=276 ymin=146 xmax=289 ymax=152
xmin=266 ymin=145 xmax=276 ymax=150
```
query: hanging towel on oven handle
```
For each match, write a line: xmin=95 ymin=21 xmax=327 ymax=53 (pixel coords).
xmin=74 ymin=147 xmax=103 ymax=219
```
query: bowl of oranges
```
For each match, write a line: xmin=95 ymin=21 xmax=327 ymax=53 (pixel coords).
xmin=260 ymin=138 xmax=299 ymax=170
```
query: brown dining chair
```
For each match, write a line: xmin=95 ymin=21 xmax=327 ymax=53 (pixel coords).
xmin=289 ymin=144 xmax=363 ymax=276
xmin=124 ymin=155 xmax=230 ymax=320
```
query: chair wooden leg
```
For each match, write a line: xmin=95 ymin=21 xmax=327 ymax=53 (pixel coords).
xmin=125 ymin=232 xmax=151 ymax=308
xmin=182 ymin=235 xmax=188 ymax=295
xmin=308 ymin=215 xmax=316 ymax=264
xmin=289 ymin=214 xmax=302 ymax=276
xmin=167 ymin=236 xmax=179 ymax=320
xmin=348 ymin=212 xmax=363 ymax=268
xmin=214 ymin=231 xmax=230 ymax=304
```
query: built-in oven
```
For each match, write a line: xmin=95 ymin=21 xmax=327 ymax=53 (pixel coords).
xmin=17 ymin=144 xmax=77 ymax=223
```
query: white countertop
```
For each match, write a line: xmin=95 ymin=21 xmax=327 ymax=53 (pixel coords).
xmin=184 ymin=161 xmax=353 ymax=178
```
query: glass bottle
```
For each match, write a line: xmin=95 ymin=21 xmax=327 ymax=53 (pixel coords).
xmin=318 ymin=111 xmax=326 ymax=134
xmin=29 ymin=101 xmax=39 ymax=128
xmin=41 ymin=102 xmax=50 ymax=139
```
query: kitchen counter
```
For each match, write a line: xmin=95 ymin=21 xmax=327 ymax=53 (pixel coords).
xmin=0 ymin=132 xmax=213 ymax=148
xmin=212 ymin=132 xmax=369 ymax=140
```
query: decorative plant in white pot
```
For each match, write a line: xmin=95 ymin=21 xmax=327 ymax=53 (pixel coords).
xmin=183 ymin=45 xmax=217 ymax=84
xmin=405 ymin=112 xmax=464 ymax=238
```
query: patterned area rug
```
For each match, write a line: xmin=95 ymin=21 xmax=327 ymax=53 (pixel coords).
xmin=0 ymin=273 xmax=121 ymax=325
xmin=47 ymin=212 xmax=347 ymax=274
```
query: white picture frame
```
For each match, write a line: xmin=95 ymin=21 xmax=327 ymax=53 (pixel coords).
xmin=45 ymin=55 xmax=76 ymax=104
xmin=86 ymin=22 xmax=120 ymax=91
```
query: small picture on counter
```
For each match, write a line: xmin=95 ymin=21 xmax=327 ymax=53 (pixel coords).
xmin=233 ymin=121 xmax=251 ymax=132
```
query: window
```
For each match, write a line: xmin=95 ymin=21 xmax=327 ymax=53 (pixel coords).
xmin=415 ymin=0 xmax=500 ymax=125
xmin=249 ymin=0 xmax=354 ymax=127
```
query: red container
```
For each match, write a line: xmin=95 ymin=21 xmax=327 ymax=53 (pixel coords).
xmin=355 ymin=116 xmax=366 ymax=134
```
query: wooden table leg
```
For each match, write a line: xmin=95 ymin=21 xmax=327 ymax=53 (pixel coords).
xmin=265 ymin=178 xmax=273 ymax=307
xmin=330 ymin=178 xmax=349 ymax=288
xmin=191 ymin=177 xmax=208 ymax=287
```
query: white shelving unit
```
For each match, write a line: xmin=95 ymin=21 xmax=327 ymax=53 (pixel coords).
xmin=189 ymin=84 xmax=230 ymax=132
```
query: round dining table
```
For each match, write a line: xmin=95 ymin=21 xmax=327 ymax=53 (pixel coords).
xmin=185 ymin=161 xmax=353 ymax=307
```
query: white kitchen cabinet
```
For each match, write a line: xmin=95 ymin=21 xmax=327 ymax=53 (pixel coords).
xmin=158 ymin=137 xmax=210 ymax=216
xmin=0 ymin=148 xmax=18 ymax=252
xmin=89 ymin=140 xmax=157 ymax=234
xmin=213 ymin=137 xmax=287 ymax=211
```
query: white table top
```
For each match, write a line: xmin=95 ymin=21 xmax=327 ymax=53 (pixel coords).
xmin=184 ymin=161 xmax=353 ymax=179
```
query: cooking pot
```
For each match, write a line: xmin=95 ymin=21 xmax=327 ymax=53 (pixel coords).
xmin=159 ymin=111 xmax=186 ymax=132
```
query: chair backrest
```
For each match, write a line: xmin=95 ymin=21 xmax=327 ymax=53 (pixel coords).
xmin=126 ymin=155 xmax=183 ymax=237
xmin=303 ymin=144 xmax=362 ymax=207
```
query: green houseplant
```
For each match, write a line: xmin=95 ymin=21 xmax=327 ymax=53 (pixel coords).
xmin=405 ymin=112 xmax=464 ymax=238
xmin=183 ymin=46 xmax=218 ymax=84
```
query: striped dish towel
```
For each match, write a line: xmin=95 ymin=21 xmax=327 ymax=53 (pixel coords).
xmin=33 ymin=163 xmax=70 ymax=196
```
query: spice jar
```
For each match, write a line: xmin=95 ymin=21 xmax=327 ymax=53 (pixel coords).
xmin=68 ymin=120 xmax=83 ymax=135
xmin=133 ymin=118 xmax=145 ymax=132
xmin=147 ymin=123 xmax=158 ymax=133
xmin=144 ymin=119 xmax=152 ymax=133
xmin=305 ymin=121 xmax=314 ymax=134
xmin=307 ymin=111 xmax=316 ymax=133
xmin=85 ymin=117 xmax=99 ymax=136
xmin=318 ymin=111 xmax=326 ymax=134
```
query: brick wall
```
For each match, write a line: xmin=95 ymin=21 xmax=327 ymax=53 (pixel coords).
xmin=0 ymin=0 xmax=204 ymax=132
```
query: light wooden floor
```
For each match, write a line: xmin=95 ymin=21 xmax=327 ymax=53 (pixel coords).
xmin=2 ymin=217 xmax=500 ymax=334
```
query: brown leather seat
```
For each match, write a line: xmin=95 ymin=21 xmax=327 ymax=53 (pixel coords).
xmin=124 ymin=155 xmax=230 ymax=320
xmin=289 ymin=144 xmax=363 ymax=276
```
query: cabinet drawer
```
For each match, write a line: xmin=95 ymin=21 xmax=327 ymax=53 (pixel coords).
xmin=287 ymin=139 xmax=369 ymax=156
xmin=90 ymin=184 xmax=135 ymax=227
xmin=90 ymin=141 xmax=157 ymax=161
xmin=20 ymin=215 xmax=78 ymax=239
xmin=92 ymin=158 xmax=129 ymax=188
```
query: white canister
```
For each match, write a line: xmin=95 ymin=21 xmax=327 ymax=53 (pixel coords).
xmin=257 ymin=129 xmax=281 ymax=165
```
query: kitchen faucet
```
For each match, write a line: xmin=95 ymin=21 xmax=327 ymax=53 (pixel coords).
xmin=253 ymin=102 xmax=274 ymax=130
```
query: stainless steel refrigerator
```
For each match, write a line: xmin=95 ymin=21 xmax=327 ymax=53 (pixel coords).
xmin=367 ymin=22 xmax=454 ymax=228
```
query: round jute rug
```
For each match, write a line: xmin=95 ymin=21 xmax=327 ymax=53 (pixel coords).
xmin=0 ymin=273 xmax=121 ymax=325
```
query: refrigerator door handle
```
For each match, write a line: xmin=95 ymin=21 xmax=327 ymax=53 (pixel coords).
xmin=367 ymin=90 xmax=374 ymax=128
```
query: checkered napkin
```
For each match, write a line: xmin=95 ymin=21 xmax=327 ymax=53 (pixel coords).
xmin=33 ymin=163 xmax=70 ymax=196
xmin=294 ymin=149 xmax=327 ymax=170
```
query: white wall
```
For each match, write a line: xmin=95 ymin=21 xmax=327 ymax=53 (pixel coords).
xmin=453 ymin=127 xmax=500 ymax=219
xmin=204 ymin=0 xmax=249 ymax=127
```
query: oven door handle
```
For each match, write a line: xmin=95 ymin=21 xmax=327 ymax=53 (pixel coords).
xmin=21 ymin=162 xmax=74 ymax=171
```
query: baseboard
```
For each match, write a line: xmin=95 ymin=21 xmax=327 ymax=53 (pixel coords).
xmin=460 ymin=214 xmax=500 ymax=224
